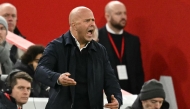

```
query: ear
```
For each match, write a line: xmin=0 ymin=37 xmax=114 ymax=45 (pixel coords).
xmin=16 ymin=17 xmax=18 ymax=22
xmin=105 ymin=13 xmax=110 ymax=22
xmin=72 ymin=22 xmax=78 ymax=31
xmin=141 ymin=100 xmax=145 ymax=107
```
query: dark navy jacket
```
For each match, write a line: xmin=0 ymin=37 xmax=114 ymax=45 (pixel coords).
xmin=0 ymin=92 xmax=17 ymax=109
xmin=99 ymin=26 xmax=144 ymax=94
xmin=34 ymin=31 xmax=122 ymax=109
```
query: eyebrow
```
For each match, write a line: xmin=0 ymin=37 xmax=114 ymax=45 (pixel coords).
xmin=151 ymin=100 xmax=163 ymax=102
xmin=84 ymin=18 xmax=95 ymax=20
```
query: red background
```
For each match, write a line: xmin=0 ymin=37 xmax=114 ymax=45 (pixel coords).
xmin=1 ymin=0 xmax=190 ymax=108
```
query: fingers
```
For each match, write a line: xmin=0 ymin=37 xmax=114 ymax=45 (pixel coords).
xmin=104 ymin=102 xmax=119 ymax=109
xmin=104 ymin=95 xmax=119 ymax=109
xmin=58 ymin=72 xmax=77 ymax=86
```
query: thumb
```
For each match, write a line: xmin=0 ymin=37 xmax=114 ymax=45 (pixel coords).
xmin=64 ymin=72 xmax=71 ymax=76
xmin=111 ymin=95 xmax=115 ymax=101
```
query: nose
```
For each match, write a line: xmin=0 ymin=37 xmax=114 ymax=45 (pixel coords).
xmin=23 ymin=91 xmax=30 ymax=96
xmin=6 ymin=15 xmax=13 ymax=21
xmin=121 ymin=13 xmax=127 ymax=20
xmin=155 ymin=102 xmax=162 ymax=109
xmin=90 ymin=20 xmax=95 ymax=26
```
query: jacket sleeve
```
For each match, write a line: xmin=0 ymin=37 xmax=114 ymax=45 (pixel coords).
xmin=34 ymin=41 xmax=61 ymax=88
xmin=102 ymin=45 xmax=123 ymax=107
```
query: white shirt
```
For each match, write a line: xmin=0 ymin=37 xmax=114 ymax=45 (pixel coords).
xmin=71 ymin=33 xmax=90 ymax=51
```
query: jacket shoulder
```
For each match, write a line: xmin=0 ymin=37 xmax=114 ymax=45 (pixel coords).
xmin=124 ymin=31 xmax=140 ymax=40
xmin=50 ymin=34 xmax=65 ymax=44
xmin=92 ymin=40 xmax=107 ymax=51
xmin=98 ymin=26 xmax=107 ymax=33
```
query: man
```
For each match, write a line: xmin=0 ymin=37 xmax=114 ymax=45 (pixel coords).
xmin=35 ymin=6 xmax=122 ymax=109
xmin=0 ymin=16 xmax=12 ymax=74
xmin=0 ymin=3 xmax=25 ymax=64
xmin=98 ymin=1 xmax=144 ymax=94
xmin=0 ymin=70 xmax=33 ymax=109
xmin=126 ymin=79 xmax=169 ymax=109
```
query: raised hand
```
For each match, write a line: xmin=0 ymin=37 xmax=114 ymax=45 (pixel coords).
xmin=58 ymin=72 xmax=77 ymax=86
xmin=104 ymin=95 xmax=119 ymax=109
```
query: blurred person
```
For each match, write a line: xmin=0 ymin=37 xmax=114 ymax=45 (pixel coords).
xmin=98 ymin=1 xmax=144 ymax=94
xmin=0 ymin=75 xmax=4 ymax=90
xmin=126 ymin=79 xmax=169 ymax=109
xmin=0 ymin=3 xmax=26 ymax=64
xmin=35 ymin=6 xmax=122 ymax=109
xmin=13 ymin=45 xmax=49 ymax=97
xmin=0 ymin=70 xmax=32 ymax=109
xmin=92 ymin=25 xmax=99 ymax=41
xmin=0 ymin=16 xmax=12 ymax=74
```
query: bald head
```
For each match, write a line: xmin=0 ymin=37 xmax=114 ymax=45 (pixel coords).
xmin=0 ymin=3 xmax=16 ymax=10
xmin=105 ymin=1 xmax=126 ymax=14
xmin=69 ymin=6 xmax=92 ymax=26
xmin=69 ymin=6 xmax=95 ymax=45
xmin=0 ymin=3 xmax=17 ymax=32
xmin=104 ymin=1 xmax=127 ymax=33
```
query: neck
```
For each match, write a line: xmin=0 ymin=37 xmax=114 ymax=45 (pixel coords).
xmin=108 ymin=23 xmax=122 ymax=34
xmin=70 ymin=30 xmax=88 ymax=49
xmin=78 ymin=40 xmax=87 ymax=49
xmin=8 ymin=94 xmax=22 ymax=107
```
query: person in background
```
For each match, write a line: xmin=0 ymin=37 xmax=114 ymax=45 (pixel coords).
xmin=0 ymin=75 xmax=4 ymax=90
xmin=92 ymin=25 xmax=99 ymax=42
xmin=0 ymin=16 xmax=12 ymax=74
xmin=126 ymin=79 xmax=169 ymax=109
xmin=14 ymin=45 xmax=49 ymax=97
xmin=0 ymin=70 xmax=32 ymax=109
xmin=35 ymin=6 xmax=122 ymax=109
xmin=0 ymin=3 xmax=26 ymax=64
xmin=98 ymin=1 xmax=144 ymax=94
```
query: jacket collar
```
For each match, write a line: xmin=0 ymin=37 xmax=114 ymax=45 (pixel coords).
xmin=4 ymin=93 xmax=17 ymax=104
xmin=64 ymin=31 xmax=74 ymax=46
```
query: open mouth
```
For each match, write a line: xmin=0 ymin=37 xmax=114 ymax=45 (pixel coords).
xmin=88 ymin=29 xmax=94 ymax=35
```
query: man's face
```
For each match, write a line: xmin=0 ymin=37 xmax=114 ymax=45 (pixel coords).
xmin=74 ymin=9 xmax=95 ymax=43
xmin=142 ymin=98 xmax=164 ymax=109
xmin=11 ymin=79 xmax=31 ymax=106
xmin=0 ymin=5 xmax=17 ymax=32
xmin=108 ymin=4 xmax=127 ymax=30
xmin=0 ymin=24 xmax=7 ymax=44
